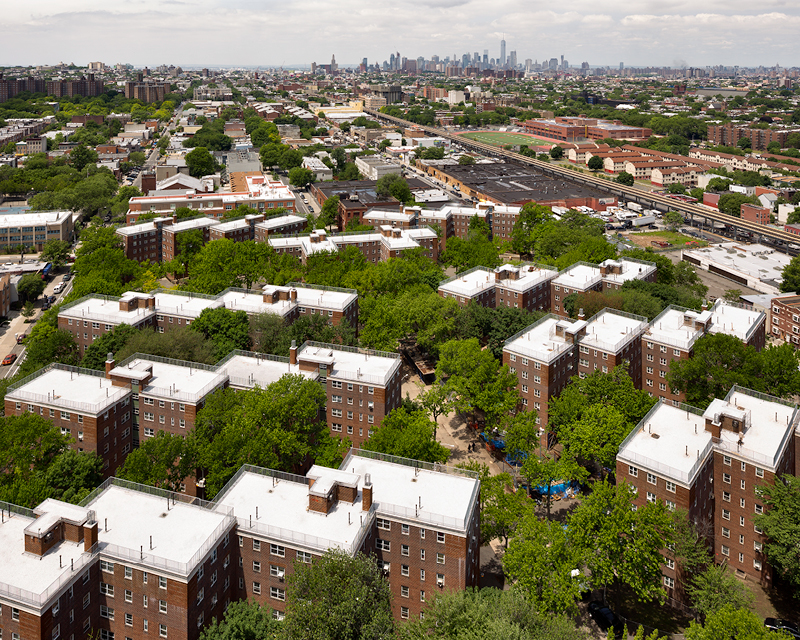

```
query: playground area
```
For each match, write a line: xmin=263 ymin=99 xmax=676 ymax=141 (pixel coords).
xmin=458 ymin=130 xmax=555 ymax=149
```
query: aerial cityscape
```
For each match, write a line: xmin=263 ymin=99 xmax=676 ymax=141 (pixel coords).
xmin=1 ymin=2 xmax=800 ymax=640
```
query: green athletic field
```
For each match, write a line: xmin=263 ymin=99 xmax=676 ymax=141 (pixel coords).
xmin=458 ymin=131 xmax=554 ymax=148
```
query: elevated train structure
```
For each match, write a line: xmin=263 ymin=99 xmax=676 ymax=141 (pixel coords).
xmin=366 ymin=109 xmax=800 ymax=256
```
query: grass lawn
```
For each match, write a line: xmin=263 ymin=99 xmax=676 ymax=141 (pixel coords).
xmin=459 ymin=131 xmax=554 ymax=148
xmin=629 ymin=230 xmax=708 ymax=248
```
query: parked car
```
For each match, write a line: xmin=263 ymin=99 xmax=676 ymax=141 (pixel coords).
xmin=15 ymin=333 xmax=26 ymax=344
xmin=53 ymin=283 xmax=64 ymax=294
xmin=47 ymin=295 xmax=56 ymax=303
xmin=62 ymin=273 xmax=72 ymax=282
xmin=588 ymin=601 xmax=624 ymax=639
xmin=42 ymin=301 xmax=50 ymax=310
xmin=3 ymin=353 xmax=17 ymax=366
xmin=765 ymin=619 xmax=800 ymax=639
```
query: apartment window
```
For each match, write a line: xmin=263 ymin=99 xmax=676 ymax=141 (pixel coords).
xmin=740 ymin=516 xmax=746 ymax=526
xmin=143 ymin=595 xmax=148 ymax=608
xmin=722 ymin=491 xmax=731 ymax=502
xmin=420 ymin=549 xmax=426 ymax=561
xmin=401 ymin=586 xmax=409 ymax=598
xmin=401 ymin=544 xmax=410 ymax=556
xmin=253 ymin=539 xmax=261 ymax=551
xmin=401 ymin=564 xmax=409 ymax=577
xmin=270 ymin=587 xmax=285 ymax=601
xmin=665 ymin=500 xmax=676 ymax=511
xmin=376 ymin=517 xmax=390 ymax=531
xmin=723 ymin=473 xmax=731 ymax=484
xmin=723 ymin=455 xmax=731 ymax=465
xmin=100 ymin=582 xmax=114 ymax=596
xmin=401 ymin=607 xmax=409 ymax=620
xmin=722 ymin=527 xmax=730 ymax=538
xmin=252 ymin=582 xmax=261 ymax=595
xmin=755 ymin=504 xmax=764 ymax=514
xmin=159 ymin=576 xmax=167 ymax=590
xmin=664 ymin=576 xmax=674 ymax=589
xmin=125 ymin=590 xmax=132 ymax=603
xmin=755 ymin=467 xmax=764 ymax=478
xmin=297 ymin=551 xmax=312 ymax=564
xmin=401 ymin=524 xmax=410 ymax=535
xmin=722 ymin=509 xmax=731 ymax=520
xmin=253 ymin=561 xmax=261 ymax=573
xmin=100 ymin=606 xmax=115 ymax=620
xmin=437 ymin=532 xmax=445 ymax=543
xmin=665 ymin=480 xmax=676 ymax=493
xmin=721 ymin=545 xmax=730 ymax=557
xmin=646 ymin=492 xmax=656 ymax=503
xmin=436 ymin=553 xmax=445 ymax=565
xmin=754 ymin=541 xmax=763 ymax=552
xmin=159 ymin=600 xmax=167 ymax=613
xmin=664 ymin=557 xmax=675 ymax=570
xmin=376 ymin=539 xmax=390 ymax=552
xmin=740 ymin=479 xmax=746 ymax=490
xmin=270 ymin=565 xmax=285 ymax=578
xmin=647 ymin=473 xmax=657 ymax=485
xmin=628 ymin=466 xmax=638 ymax=477
xmin=159 ymin=625 xmax=167 ymax=638
xmin=420 ymin=569 xmax=426 ymax=581
xmin=420 ymin=528 xmax=425 ymax=539
xmin=101 ymin=560 xmax=114 ymax=573
xmin=270 ymin=544 xmax=285 ymax=557
xmin=12 ymin=607 xmax=20 ymax=620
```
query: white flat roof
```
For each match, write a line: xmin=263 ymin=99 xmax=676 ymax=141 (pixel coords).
xmin=154 ymin=292 xmax=222 ymax=318
xmin=684 ymin=243 xmax=789 ymax=288
xmin=220 ymin=353 xmax=315 ymax=390
xmin=496 ymin=264 xmax=558 ymax=292
xmin=298 ymin=344 xmax=400 ymax=387
xmin=256 ymin=214 xmax=306 ymax=231
xmin=293 ymin=286 xmax=357 ymax=311
xmin=7 ymin=367 xmax=129 ymax=415
xmin=111 ymin=358 xmax=226 ymax=403
xmin=219 ymin=290 xmax=293 ymax=318
xmin=0 ymin=210 xmax=71 ymax=227
xmin=716 ymin=389 xmax=797 ymax=470
xmin=165 ymin=217 xmax=218 ymax=233
xmin=343 ymin=453 xmax=479 ymax=533
xmin=212 ymin=470 xmax=367 ymax=553
xmin=618 ymin=403 xmax=712 ymax=486
xmin=87 ymin=484 xmax=232 ymax=576
xmin=553 ymin=263 xmax=601 ymax=290
xmin=601 ymin=258 xmax=657 ymax=284
xmin=644 ymin=307 xmax=709 ymax=350
xmin=0 ymin=511 xmax=88 ymax=608
xmin=438 ymin=269 xmax=495 ymax=298
xmin=581 ymin=310 xmax=648 ymax=353
xmin=709 ymin=300 xmax=764 ymax=342
xmin=59 ymin=296 xmax=155 ymax=325
xmin=504 ymin=316 xmax=583 ymax=364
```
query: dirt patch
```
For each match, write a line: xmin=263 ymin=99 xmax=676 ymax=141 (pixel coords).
xmin=627 ymin=230 xmax=706 ymax=250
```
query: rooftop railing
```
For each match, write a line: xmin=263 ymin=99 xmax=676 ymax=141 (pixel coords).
xmin=581 ymin=308 xmax=649 ymax=353
xmin=344 ymin=449 xmax=479 ymax=480
xmin=438 ymin=265 xmax=494 ymax=287
xmin=503 ymin=314 xmax=575 ymax=362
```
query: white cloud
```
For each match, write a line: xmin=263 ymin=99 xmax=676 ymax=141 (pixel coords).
xmin=1 ymin=0 xmax=798 ymax=67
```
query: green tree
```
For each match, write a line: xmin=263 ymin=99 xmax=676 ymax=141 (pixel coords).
xmin=288 ymin=166 xmax=315 ymax=188
xmin=279 ymin=148 xmax=302 ymax=171
xmin=22 ymin=329 xmax=80 ymax=373
xmin=129 ymin=151 xmax=147 ymax=167
xmin=458 ymin=154 xmax=476 ymax=165
xmin=194 ymin=377 xmax=329 ymax=497
xmin=440 ymin=234 xmax=500 ymax=271
xmin=375 ymin=174 xmax=412 ymax=204
xmin=173 ymin=228 xmax=206 ymax=272
xmin=664 ymin=210 xmax=684 ymax=231
xmin=362 ymin=407 xmax=450 ymax=463
xmin=615 ymin=171 xmax=634 ymax=186
xmin=40 ymin=240 xmax=72 ymax=267
xmin=754 ymin=474 xmax=800 ymax=593
xmin=317 ymin=195 xmax=340 ymax=229
xmin=21 ymin=301 xmax=35 ymax=319
xmin=399 ymin=588 xmax=584 ymax=640
xmin=117 ymin=432 xmax=190 ymax=492
xmin=416 ymin=383 xmax=452 ymax=435
xmin=190 ymin=307 xmax=252 ymax=360
xmin=686 ymin=564 xmax=754 ymax=618
xmin=684 ymin=605 xmax=782 ymax=640
xmin=42 ymin=450 xmax=104 ymax=504
xmin=780 ymin=255 xmax=800 ymax=293
xmin=588 ymin=155 xmax=604 ymax=171
xmin=477 ymin=468 xmax=536 ymax=547
xmin=198 ymin=600 xmax=280 ymax=640
xmin=17 ymin=272 xmax=46 ymax=302
xmin=549 ymin=145 xmax=564 ymax=160
xmin=185 ymin=146 xmax=217 ymax=178
xmin=115 ymin=326 xmax=217 ymax=364
xmin=282 ymin=549 xmax=394 ymax=640
xmin=737 ymin=137 xmax=751 ymax=150
xmin=568 ymin=481 xmax=674 ymax=605
xmin=70 ymin=144 xmax=99 ymax=171
xmin=510 ymin=203 xmax=554 ymax=255
xmin=0 ymin=414 xmax=70 ymax=496
xmin=519 ymin=449 xmax=587 ymax=520
xmin=718 ymin=193 xmax=758 ymax=217
xmin=80 ymin=324 xmax=138 ymax=370
xmin=556 ymin=404 xmax=632 ymax=471
xmin=504 ymin=513 xmax=585 ymax=614
xmin=338 ymin=162 xmax=361 ymax=180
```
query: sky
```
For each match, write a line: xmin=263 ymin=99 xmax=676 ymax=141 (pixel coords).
xmin=2 ymin=0 xmax=799 ymax=70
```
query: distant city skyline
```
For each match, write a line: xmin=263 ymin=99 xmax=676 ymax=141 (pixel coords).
xmin=1 ymin=0 xmax=799 ymax=69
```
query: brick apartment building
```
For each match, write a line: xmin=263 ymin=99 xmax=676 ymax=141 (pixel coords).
xmin=616 ymin=386 xmax=798 ymax=600
xmin=268 ymin=226 xmax=439 ymax=265
xmin=522 ymin=117 xmax=652 ymax=142
xmin=438 ymin=267 xmax=496 ymax=307
xmin=740 ymin=203 xmax=771 ymax=226
xmin=291 ymin=341 xmax=402 ymax=448
xmin=495 ymin=263 xmax=558 ymax=312
xmin=126 ymin=177 xmax=295 ymax=225
xmin=767 ymin=293 xmax=800 ymax=345
xmin=707 ymin=123 xmax=799 ymax=151
xmin=578 ymin=309 xmax=648 ymax=388
xmin=58 ymin=284 xmax=359 ymax=355
xmin=550 ymin=263 xmax=603 ymax=317
xmin=503 ymin=314 xmax=584 ymax=445
xmin=0 ymin=450 xmax=479 ymax=640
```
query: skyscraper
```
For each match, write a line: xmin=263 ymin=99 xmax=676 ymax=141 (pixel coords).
xmin=500 ymin=39 xmax=506 ymax=67
xmin=483 ymin=50 xmax=489 ymax=65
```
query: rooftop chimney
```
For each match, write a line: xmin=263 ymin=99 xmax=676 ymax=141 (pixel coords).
xmin=362 ymin=473 xmax=373 ymax=511
xmin=289 ymin=340 xmax=297 ymax=365
xmin=105 ymin=353 xmax=115 ymax=378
